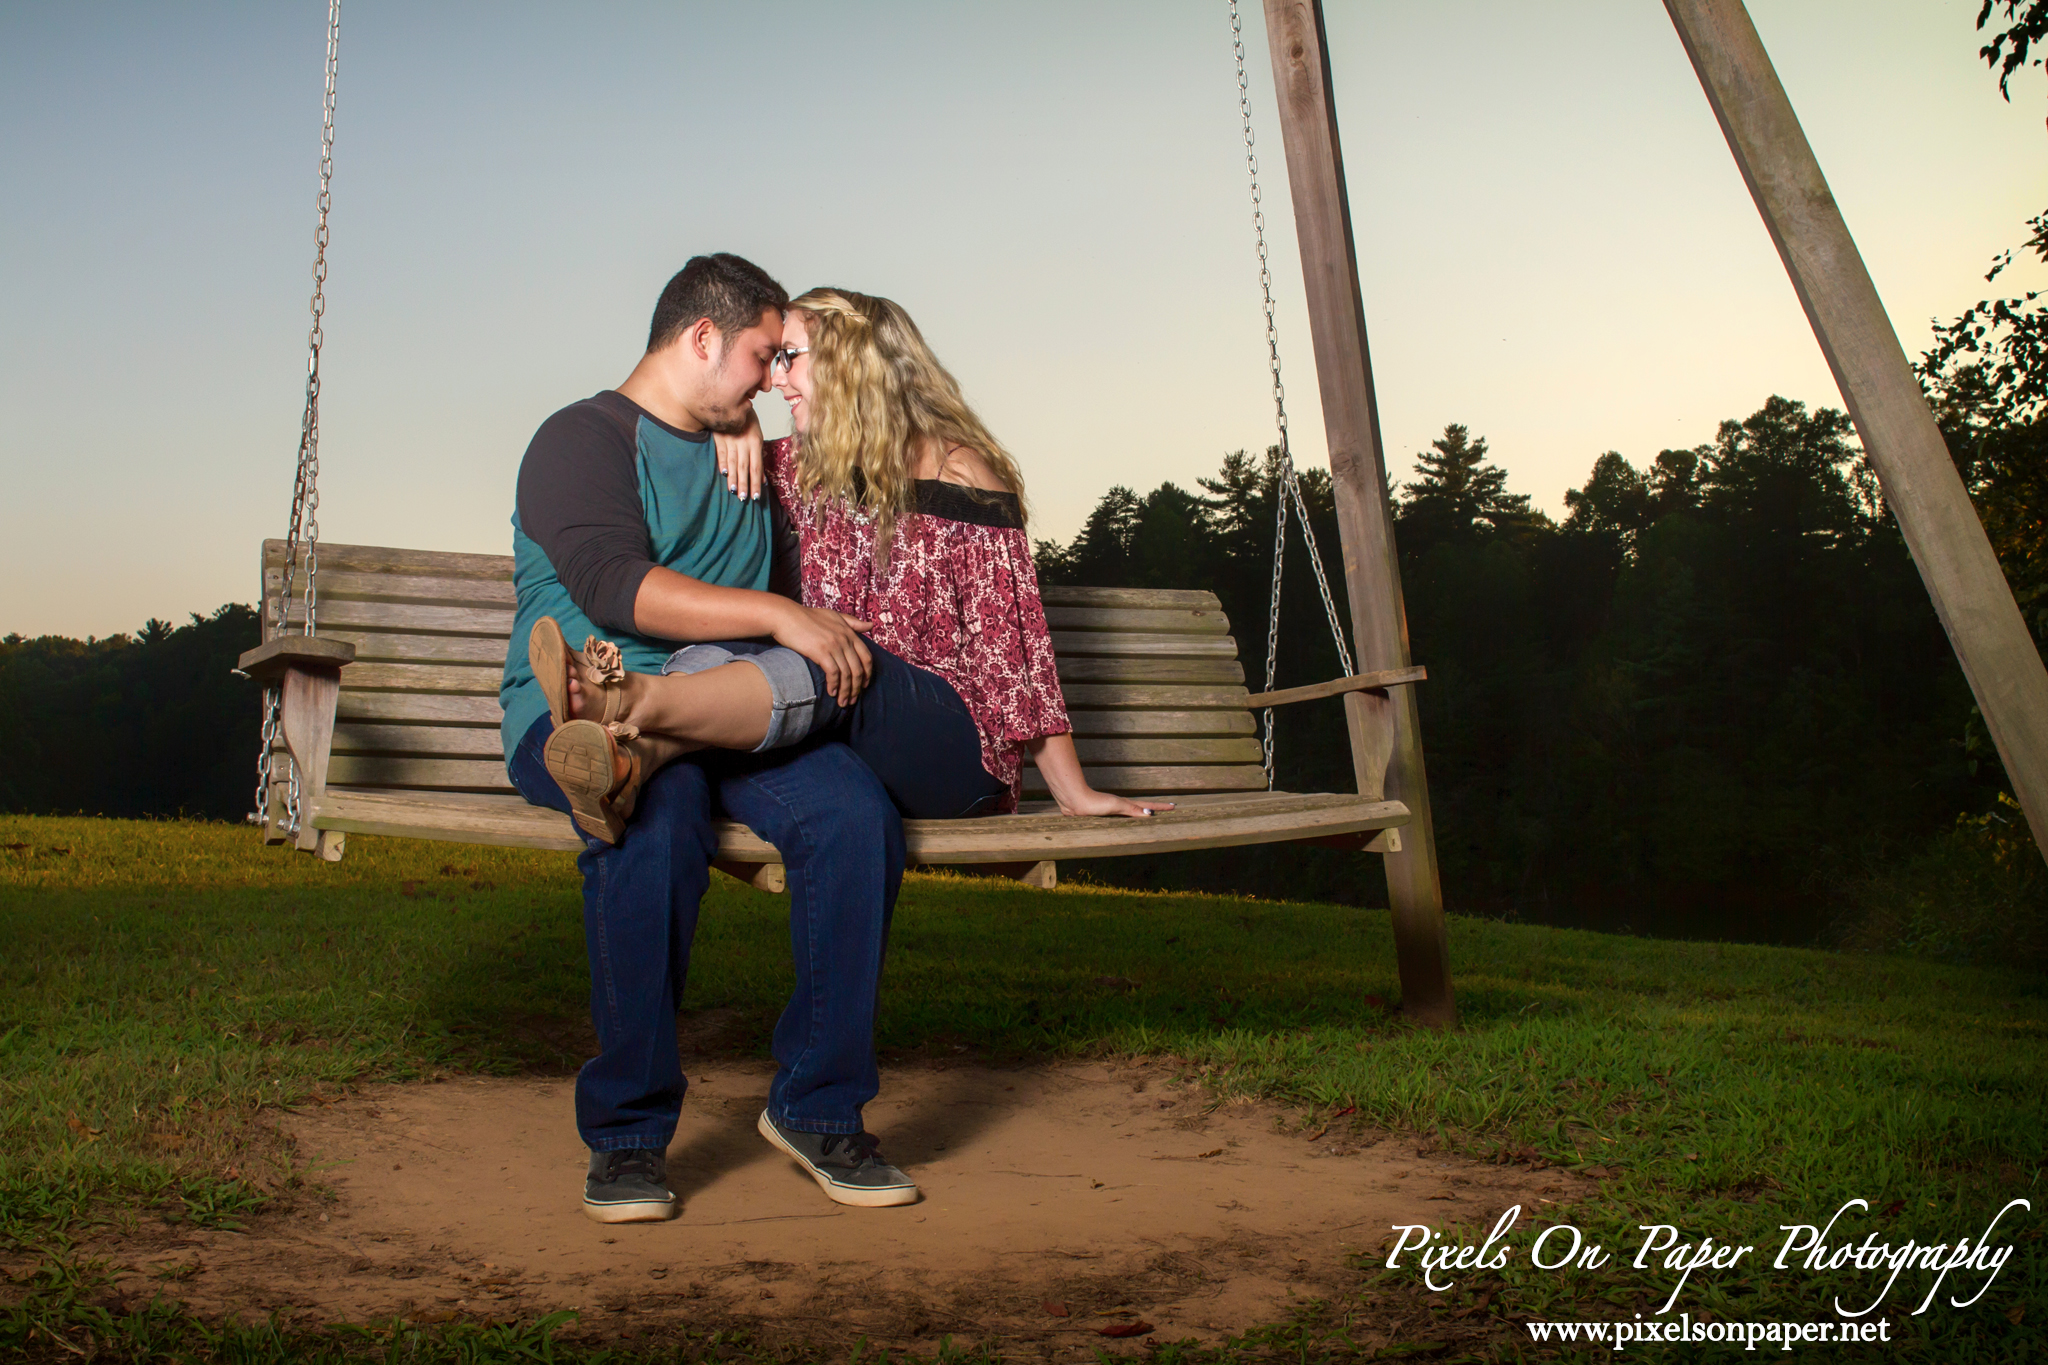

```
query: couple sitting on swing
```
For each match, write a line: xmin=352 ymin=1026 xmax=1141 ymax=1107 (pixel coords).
xmin=499 ymin=253 xmax=1164 ymax=1224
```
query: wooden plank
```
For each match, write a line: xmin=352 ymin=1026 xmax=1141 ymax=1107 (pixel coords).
xmin=336 ymin=692 xmax=503 ymax=726
xmin=1265 ymin=0 xmax=1452 ymax=1026
xmin=1244 ymin=666 xmax=1427 ymax=709
xmin=279 ymin=665 xmax=343 ymax=855
xmin=313 ymin=789 xmax=583 ymax=851
xmin=1021 ymin=764 xmax=1270 ymax=795
xmin=312 ymin=788 xmax=787 ymax=859
xmin=311 ymin=786 xmax=1407 ymax=864
xmin=326 ymin=756 xmax=515 ymax=791
xmin=1664 ymin=0 xmax=2048 ymax=863
xmin=265 ymin=539 xmax=515 ymax=581
xmin=277 ymin=599 xmax=514 ymax=638
xmin=713 ymin=860 xmax=787 ymax=892
xmin=904 ymin=795 xmax=1409 ymax=862
xmin=1067 ymin=710 xmax=1256 ymax=737
xmin=265 ymin=567 xmax=516 ymax=608
xmin=340 ymin=662 xmax=503 ymax=695
xmin=1038 ymin=586 xmax=1220 ymax=611
xmin=1060 ymin=684 xmax=1251 ymax=711
xmin=1064 ymin=736 xmax=1262 ymax=766
xmin=315 ymin=631 xmax=510 ymax=666
xmin=1055 ymin=657 xmax=1244 ymax=685
xmin=237 ymin=636 xmax=356 ymax=682
xmin=1047 ymin=632 xmax=1237 ymax=659
xmin=1041 ymin=606 xmax=1230 ymax=635
xmin=331 ymin=724 xmax=505 ymax=758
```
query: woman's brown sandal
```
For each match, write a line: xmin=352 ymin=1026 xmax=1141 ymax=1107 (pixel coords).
xmin=529 ymin=616 xmax=576 ymax=725
xmin=574 ymin=637 xmax=633 ymax=728
xmin=543 ymin=718 xmax=648 ymax=845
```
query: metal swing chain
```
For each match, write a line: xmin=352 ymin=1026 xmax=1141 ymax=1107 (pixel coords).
xmin=1230 ymin=0 xmax=1354 ymax=789
xmin=250 ymin=0 xmax=341 ymax=832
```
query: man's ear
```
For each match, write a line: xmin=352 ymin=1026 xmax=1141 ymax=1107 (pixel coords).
xmin=686 ymin=316 xmax=721 ymax=364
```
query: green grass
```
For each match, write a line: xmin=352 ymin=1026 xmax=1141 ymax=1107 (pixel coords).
xmin=2 ymin=814 xmax=2044 ymax=1362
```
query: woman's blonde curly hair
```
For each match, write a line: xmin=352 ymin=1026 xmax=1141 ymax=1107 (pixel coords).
xmin=789 ymin=287 xmax=1027 ymax=565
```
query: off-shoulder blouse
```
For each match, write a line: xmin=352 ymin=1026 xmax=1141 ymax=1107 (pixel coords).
xmin=767 ymin=438 xmax=1071 ymax=811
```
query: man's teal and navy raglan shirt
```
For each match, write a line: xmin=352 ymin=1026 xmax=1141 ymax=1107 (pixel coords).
xmin=500 ymin=390 xmax=777 ymax=763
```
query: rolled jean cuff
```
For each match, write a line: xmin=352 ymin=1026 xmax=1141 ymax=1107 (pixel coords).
xmin=661 ymin=643 xmax=823 ymax=752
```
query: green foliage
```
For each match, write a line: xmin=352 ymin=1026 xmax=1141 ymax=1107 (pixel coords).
xmin=1038 ymin=399 xmax=1974 ymax=938
xmin=1838 ymin=794 xmax=2048 ymax=969
xmin=0 ymin=605 xmax=261 ymax=820
xmin=1977 ymin=0 xmax=2048 ymax=97
xmin=1923 ymin=210 xmax=2048 ymax=427
xmin=1399 ymin=423 xmax=1548 ymax=547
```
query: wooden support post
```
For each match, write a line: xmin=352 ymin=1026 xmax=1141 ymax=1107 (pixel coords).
xmin=1666 ymin=0 xmax=2048 ymax=861
xmin=1261 ymin=0 xmax=1455 ymax=1027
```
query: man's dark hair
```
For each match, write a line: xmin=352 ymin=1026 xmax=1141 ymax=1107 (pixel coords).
xmin=646 ymin=253 xmax=789 ymax=354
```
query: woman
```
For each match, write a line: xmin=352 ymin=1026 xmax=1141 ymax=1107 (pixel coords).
xmin=534 ymin=287 xmax=1164 ymax=843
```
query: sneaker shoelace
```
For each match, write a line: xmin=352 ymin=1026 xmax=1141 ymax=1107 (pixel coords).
xmin=605 ymin=1149 xmax=664 ymax=1183
xmin=820 ymin=1131 xmax=885 ymax=1165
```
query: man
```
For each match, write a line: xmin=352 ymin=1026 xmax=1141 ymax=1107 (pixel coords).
xmin=500 ymin=253 xmax=917 ymax=1222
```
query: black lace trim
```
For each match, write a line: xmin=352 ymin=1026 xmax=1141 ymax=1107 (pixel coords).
xmin=913 ymin=479 xmax=1023 ymax=529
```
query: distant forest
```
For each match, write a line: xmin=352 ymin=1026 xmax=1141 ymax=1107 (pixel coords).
xmin=6 ymin=186 xmax=2044 ymax=955
xmin=1037 ymin=399 xmax=1987 ymax=940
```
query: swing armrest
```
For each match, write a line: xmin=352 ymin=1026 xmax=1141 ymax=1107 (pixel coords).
xmin=236 ymin=635 xmax=357 ymax=684
xmin=238 ymin=637 xmax=355 ymax=860
xmin=1244 ymin=665 xmax=1425 ymax=709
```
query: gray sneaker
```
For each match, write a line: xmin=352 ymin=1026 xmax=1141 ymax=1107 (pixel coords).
xmin=583 ymin=1147 xmax=677 ymax=1223
xmin=756 ymin=1109 xmax=919 ymax=1207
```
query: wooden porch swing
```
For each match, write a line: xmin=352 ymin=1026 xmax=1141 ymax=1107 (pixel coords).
xmin=241 ymin=0 xmax=1458 ymax=1023
xmin=239 ymin=1 xmax=2048 ymax=1033
xmin=243 ymin=0 xmax=1458 ymax=1019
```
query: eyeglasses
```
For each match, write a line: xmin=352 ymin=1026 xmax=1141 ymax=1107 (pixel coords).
xmin=770 ymin=345 xmax=809 ymax=374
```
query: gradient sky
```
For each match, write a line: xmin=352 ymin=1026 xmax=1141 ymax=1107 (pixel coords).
xmin=2 ymin=1 xmax=2042 ymax=639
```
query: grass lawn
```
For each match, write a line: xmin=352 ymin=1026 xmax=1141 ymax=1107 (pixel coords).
xmin=1 ymin=814 xmax=2043 ymax=1362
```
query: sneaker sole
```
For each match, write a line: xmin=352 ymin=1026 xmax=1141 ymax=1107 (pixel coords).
xmin=582 ymin=1194 xmax=677 ymax=1224
xmin=756 ymin=1110 xmax=919 ymax=1208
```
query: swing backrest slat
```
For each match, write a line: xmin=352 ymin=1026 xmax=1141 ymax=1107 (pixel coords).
xmin=262 ymin=540 xmax=1271 ymax=802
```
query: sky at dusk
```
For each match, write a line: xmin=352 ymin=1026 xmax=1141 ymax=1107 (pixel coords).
xmin=2 ymin=1 xmax=2043 ymax=639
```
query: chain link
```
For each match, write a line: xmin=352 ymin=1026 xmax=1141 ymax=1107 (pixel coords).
xmin=250 ymin=0 xmax=341 ymax=832
xmin=1230 ymin=0 xmax=1355 ymax=789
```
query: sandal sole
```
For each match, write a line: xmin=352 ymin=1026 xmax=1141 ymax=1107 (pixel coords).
xmin=529 ymin=616 xmax=574 ymax=726
xmin=544 ymin=719 xmax=625 ymax=844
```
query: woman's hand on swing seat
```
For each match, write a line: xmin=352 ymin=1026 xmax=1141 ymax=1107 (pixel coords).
xmin=1027 ymin=733 xmax=1174 ymax=819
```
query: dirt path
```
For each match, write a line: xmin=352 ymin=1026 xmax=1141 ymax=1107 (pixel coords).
xmin=94 ymin=1059 xmax=1583 ymax=1354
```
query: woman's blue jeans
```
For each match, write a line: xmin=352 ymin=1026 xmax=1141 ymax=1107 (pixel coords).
xmin=509 ymin=720 xmax=905 ymax=1151
xmin=670 ymin=639 xmax=1008 ymax=820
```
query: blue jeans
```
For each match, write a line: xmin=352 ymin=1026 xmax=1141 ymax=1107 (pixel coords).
xmin=509 ymin=717 xmax=905 ymax=1149
xmin=672 ymin=639 xmax=1008 ymax=820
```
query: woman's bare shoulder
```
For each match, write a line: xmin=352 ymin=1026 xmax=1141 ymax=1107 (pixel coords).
xmin=934 ymin=444 xmax=1009 ymax=493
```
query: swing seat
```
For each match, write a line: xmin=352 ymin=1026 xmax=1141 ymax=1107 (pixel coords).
xmin=245 ymin=540 xmax=1422 ymax=888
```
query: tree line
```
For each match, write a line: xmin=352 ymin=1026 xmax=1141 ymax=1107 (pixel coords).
xmin=6 ymin=7 xmax=2042 ymax=957
xmin=0 ymin=606 xmax=263 ymax=822
xmin=1036 ymin=398 xmax=1984 ymax=943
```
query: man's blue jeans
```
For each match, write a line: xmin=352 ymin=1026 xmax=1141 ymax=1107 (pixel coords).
xmin=509 ymin=717 xmax=905 ymax=1151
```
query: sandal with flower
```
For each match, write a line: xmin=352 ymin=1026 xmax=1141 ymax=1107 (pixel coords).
xmin=544 ymin=718 xmax=648 ymax=845
xmin=528 ymin=618 xmax=632 ymax=728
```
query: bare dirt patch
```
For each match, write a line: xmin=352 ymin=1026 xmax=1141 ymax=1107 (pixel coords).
xmin=84 ymin=1059 xmax=1586 ymax=1354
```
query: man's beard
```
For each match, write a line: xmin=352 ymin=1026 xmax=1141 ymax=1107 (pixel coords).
xmin=702 ymin=352 xmax=754 ymax=434
xmin=703 ymin=404 xmax=755 ymax=436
